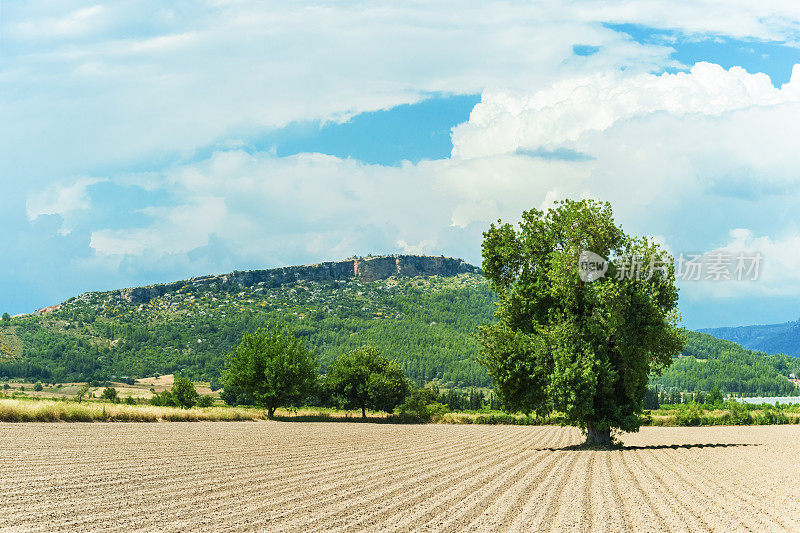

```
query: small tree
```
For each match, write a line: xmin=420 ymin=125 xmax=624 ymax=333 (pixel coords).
xmin=708 ymin=386 xmax=723 ymax=406
xmin=171 ymin=375 xmax=199 ymax=409
xmin=222 ymin=329 xmax=317 ymax=418
xmin=33 ymin=382 xmax=43 ymax=392
xmin=100 ymin=386 xmax=118 ymax=402
xmin=479 ymin=199 xmax=685 ymax=445
xmin=324 ymin=346 xmax=410 ymax=418
xmin=75 ymin=383 xmax=90 ymax=403
xmin=1 ymin=312 xmax=10 ymax=324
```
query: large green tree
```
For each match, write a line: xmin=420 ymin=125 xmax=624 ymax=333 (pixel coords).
xmin=324 ymin=346 xmax=410 ymax=418
xmin=222 ymin=329 xmax=318 ymax=417
xmin=479 ymin=199 xmax=685 ymax=444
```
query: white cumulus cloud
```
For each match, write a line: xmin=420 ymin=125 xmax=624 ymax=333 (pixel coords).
xmin=26 ymin=177 xmax=105 ymax=235
xmin=452 ymin=63 xmax=800 ymax=159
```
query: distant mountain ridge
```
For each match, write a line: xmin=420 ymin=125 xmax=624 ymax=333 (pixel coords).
xmin=699 ymin=320 xmax=800 ymax=357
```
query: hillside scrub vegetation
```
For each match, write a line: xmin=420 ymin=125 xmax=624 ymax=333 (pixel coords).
xmin=656 ymin=331 xmax=799 ymax=396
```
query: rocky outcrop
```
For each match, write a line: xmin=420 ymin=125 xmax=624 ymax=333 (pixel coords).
xmin=34 ymin=304 xmax=63 ymax=316
xmin=117 ymin=255 xmax=479 ymax=304
xmin=120 ymin=283 xmax=183 ymax=305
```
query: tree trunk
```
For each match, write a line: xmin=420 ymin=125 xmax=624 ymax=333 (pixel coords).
xmin=586 ymin=423 xmax=611 ymax=446
xmin=267 ymin=406 xmax=276 ymax=419
xmin=361 ymin=405 xmax=367 ymax=419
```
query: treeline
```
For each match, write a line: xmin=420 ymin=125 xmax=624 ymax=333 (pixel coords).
xmin=435 ymin=386 xmax=502 ymax=411
xmin=220 ymin=331 xmax=446 ymax=421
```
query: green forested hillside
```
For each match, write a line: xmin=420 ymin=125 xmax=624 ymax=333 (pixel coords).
xmin=1 ymin=268 xmax=798 ymax=397
xmin=653 ymin=331 xmax=800 ymax=396
xmin=1 ymin=274 xmax=494 ymax=387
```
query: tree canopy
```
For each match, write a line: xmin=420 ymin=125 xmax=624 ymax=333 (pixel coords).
xmin=478 ymin=199 xmax=685 ymax=444
xmin=171 ymin=374 xmax=199 ymax=409
xmin=324 ymin=346 xmax=410 ymax=418
xmin=100 ymin=386 xmax=118 ymax=402
xmin=221 ymin=329 xmax=317 ymax=417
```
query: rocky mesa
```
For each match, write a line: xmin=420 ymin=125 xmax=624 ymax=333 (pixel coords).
xmin=118 ymin=255 xmax=480 ymax=304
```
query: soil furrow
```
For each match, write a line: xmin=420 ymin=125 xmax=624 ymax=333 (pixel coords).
xmin=506 ymin=451 xmax=581 ymax=532
xmin=295 ymin=429 xmax=543 ymax=532
xmin=2 ymin=424 xmax=799 ymax=532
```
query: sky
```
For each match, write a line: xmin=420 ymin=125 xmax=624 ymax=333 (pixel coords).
xmin=5 ymin=1 xmax=800 ymax=329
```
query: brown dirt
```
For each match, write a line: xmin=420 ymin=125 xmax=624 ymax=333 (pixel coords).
xmin=2 ymin=375 xmax=215 ymax=400
xmin=1 ymin=423 xmax=798 ymax=532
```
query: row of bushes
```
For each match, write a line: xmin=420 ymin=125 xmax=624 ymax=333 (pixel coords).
xmin=642 ymin=402 xmax=800 ymax=426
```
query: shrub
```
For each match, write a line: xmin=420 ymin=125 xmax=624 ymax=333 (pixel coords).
xmin=124 ymin=396 xmax=137 ymax=405
xmin=401 ymin=388 xmax=447 ymax=422
xmin=755 ymin=406 xmax=788 ymax=425
xmin=196 ymin=395 xmax=215 ymax=408
xmin=75 ymin=384 xmax=90 ymax=403
xmin=33 ymin=382 xmax=43 ymax=392
xmin=725 ymin=401 xmax=753 ymax=425
xmin=675 ymin=403 xmax=702 ymax=426
xmin=100 ymin=387 xmax=119 ymax=402
xmin=150 ymin=390 xmax=178 ymax=407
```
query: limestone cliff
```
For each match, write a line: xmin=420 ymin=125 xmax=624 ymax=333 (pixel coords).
xmin=118 ymin=255 xmax=480 ymax=304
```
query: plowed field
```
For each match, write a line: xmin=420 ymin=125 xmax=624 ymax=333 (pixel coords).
xmin=2 ymin=422 xmax=799 ymax=532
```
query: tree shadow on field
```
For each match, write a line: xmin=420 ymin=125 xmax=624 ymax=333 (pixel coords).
xmin=535 ymin=442 xmax=760 ymax=452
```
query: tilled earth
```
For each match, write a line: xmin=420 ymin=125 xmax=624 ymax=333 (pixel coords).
xmin=1 ymin=422 xmax=799 ymax=532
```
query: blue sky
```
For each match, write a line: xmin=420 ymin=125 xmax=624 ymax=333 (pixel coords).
xmin=6 ymin=1 xmax=800 ymax=329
